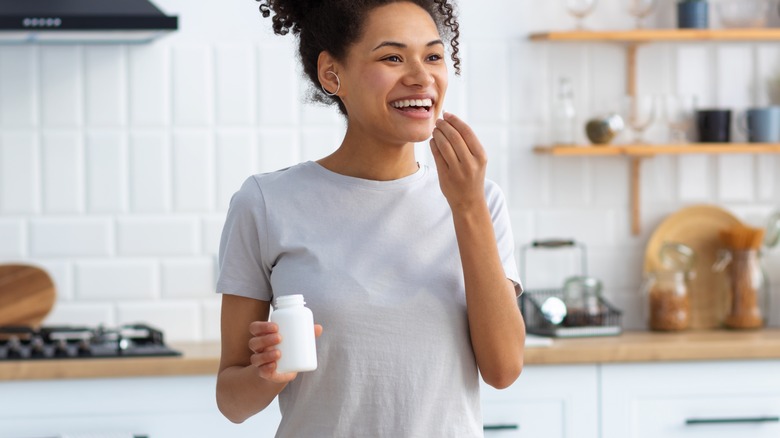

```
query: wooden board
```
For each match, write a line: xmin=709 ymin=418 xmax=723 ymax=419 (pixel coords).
xmin=0 ymin=264 xmax=56 ymax=328
xmin=644 ymin=205 xmax=742 ymax=329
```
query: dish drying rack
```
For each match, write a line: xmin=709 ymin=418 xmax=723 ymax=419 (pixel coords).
xmin=518 ymin=240 xmax=622 ymax=338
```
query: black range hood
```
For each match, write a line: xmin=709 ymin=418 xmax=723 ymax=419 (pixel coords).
xmin=0 ymin=0 xmax=178 ymax=44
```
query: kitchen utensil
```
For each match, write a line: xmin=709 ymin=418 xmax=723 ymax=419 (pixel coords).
xmin=644 ymin=205 xmax=742 ymax=329
xmin=738 ymin=106 xmax=780 ymax=143
xmin=678 ymin=0 xmax=709 ymax=29
xmin=717 ymin=0 xmax=769 ymax=28
xmin=624 ymin=0 xmax=656 ymax=28
xmin=696 ymin=109 xmax=732 ymax=142
xmin=519 ymin=239 xmax=622 ymax=337
xmin=0 ymin=264 xmax=56 ymax=328
xmin=564 ymin=0 xmax=598 ymax=29
xmin=586 ymin=113 xmax=625 ymax=145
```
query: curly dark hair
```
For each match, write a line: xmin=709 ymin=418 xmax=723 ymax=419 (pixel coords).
xmin=256 ymin=0 xmax=461 ymax=116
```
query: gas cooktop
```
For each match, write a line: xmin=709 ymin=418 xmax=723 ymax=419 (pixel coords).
xmin=0 ymin=324 xmax=181 ymax=360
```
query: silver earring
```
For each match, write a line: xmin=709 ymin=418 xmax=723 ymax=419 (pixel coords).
xmin=322 ymin=71 xmax=340 ymax=96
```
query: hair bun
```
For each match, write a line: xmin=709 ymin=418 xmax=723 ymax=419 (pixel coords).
xmin=256 ymin=0 xmax=322 ymax=36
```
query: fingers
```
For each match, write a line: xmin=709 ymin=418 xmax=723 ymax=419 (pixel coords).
xmin=249 ymin=320 xmax=278 ymax=337
xmin=314 ymin=324 xmax=323 ymax=338
xmin=431 ymin=112 xmax=487 ymax=167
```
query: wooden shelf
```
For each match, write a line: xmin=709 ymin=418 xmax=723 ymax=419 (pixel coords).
xmin=533 ymin=144 xmax=780 ymax=236
xmin=535 ymin=144 xmax=780 ymax=156
xmin=530 ymin=29 xmax=780 ymax=43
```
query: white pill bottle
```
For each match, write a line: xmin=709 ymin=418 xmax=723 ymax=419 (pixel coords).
xmin=270 ymin=294 xmax=318 ymax=373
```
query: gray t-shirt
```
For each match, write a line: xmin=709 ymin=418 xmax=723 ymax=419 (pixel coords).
xmin=217 ymin=161 xmax=521 ymax=437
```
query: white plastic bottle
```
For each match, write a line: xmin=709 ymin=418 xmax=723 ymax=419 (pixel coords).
xmin=270 ymin=294 xmax=317 ymax=374
xmin=551 ymin=77 xmax=577 ymax=145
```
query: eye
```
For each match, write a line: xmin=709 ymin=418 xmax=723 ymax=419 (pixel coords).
xmin=383 ymin=55 xmax=402 ymax=63
xmin=427 ymin=53 xmax=444 ymax=62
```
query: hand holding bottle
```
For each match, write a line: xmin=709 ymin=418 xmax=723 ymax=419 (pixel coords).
xmin=248 ymin=320 xmax=323 ymax=384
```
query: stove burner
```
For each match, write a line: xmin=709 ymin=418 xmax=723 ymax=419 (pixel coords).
xmin=0 ymin=324 xmax=181 ymax=360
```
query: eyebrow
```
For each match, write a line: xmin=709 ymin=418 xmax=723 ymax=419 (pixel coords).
xmin=371 ymin=39 xmax=444 ymax=51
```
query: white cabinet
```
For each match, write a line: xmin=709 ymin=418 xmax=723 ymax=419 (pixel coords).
xmin=0 ymin=376 xmax=281 ymax=438
xmin=481 ymin=364 xmax=599 ymax=438
xmin=601 ymin=360 xmax=780 ymax=438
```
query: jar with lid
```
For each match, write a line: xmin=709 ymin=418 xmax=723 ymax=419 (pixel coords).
xmin=562 ymin=275 xmax=603 ymax=326
xmin=643 ymin=269 xmax=690 ymax=331
xmin=717 ymin=249 xmax=770 ymax=329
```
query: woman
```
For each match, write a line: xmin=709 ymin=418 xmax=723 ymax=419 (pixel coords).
xmin=216 ymin=0 xmax=526 ymax=436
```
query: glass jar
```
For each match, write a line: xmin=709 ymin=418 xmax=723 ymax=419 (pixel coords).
xmin=723 ymin=249 xmax=769 ymax=329
xmin=644 ymin=270 xmax=690 ymax=331
xmin=562 ymin=276 xmax=603 ymax=326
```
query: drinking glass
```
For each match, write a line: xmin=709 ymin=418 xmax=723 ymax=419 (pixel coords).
xmin=565 ymin=0 xmax=598 ymax=30
xmin=625 ymin=0 xmax=656 ymax=29
xmin=621 ymin=95 xmax=656 ymax=144
xmin=664 ymin=95 xmax=697 ymax=143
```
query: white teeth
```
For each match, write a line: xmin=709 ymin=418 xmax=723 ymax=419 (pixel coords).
xmin=391 ymin=98 xmax=433 ymax=108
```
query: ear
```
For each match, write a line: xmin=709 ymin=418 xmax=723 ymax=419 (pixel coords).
xmin=317 ymin=51 xmax=342 ymax=97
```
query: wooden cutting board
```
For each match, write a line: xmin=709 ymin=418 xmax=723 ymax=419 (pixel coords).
xmin=0 ymin=264 xmax=56 ymax=328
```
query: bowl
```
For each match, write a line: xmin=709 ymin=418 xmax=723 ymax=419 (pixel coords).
xmin=717 ymin=0 xmax=769 ymax=28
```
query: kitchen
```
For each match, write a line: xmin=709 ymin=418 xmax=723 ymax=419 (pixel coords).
xmin=2 ymin=0 xmax=780 ymax=436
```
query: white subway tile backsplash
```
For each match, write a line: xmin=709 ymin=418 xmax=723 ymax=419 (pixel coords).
xmin=0 ymin=47 xmax=37 ymax=127
xmin=216 ymin=130 xmax=256 ymax=210
xmin=757 ymin=155 xmax=776 ymax=202
xmin=0 ymin=131 xmax=39 ymax=213
xmin=258 ymin=128 xmax=300 ymax=173
xmin=41 ymin=132 xmax=84 ymax=213
xmin=172 ymin=47 xmax=213 ymax=126
xmin=117 ymin=301 xmax=201 ymax=342
xmin=44 ymin=302 xmax=115 ymax=327
xmin=129 ymin=131 xmax=171 ymax=212
xmin=535 ymin=209 xmax=617 ymax=247
xmin=642 ymin=155 xmax=676 ymax=204
xmin=76 ymin=260 xmax=157 ymax=300
xmin=677 ymin=155 xmax=712 ymax=201
xmin=676 ymin=45 xmax=714 ymax=108
xmin=300 ymin=128 xmax=342 ymax=162
xmin=0 ymin=219 xmax=24 ymax=258
xmin=258 ymin=43 xmax=299 ymax=125
xmin=550 ymin=157 xmax=591 ymax=207
xmin=202 ymin=215 xmax=225 ymax=256
xmin=215 ymin=45 xmax=256 ymax=126
xmin=33 ymin=260 xmax=73 ymax=301
xmin=39 ymin=46 xmax=82 ymax=127
xmin=715 ymin=45 xmax=754 ymax=109
xmin=161 ymin=258 xmax=215 ymax=299
xmin=591 ymin=157 xmax=629 ymax=207
xmin=86 ymin=131 xmax=128 ymax=213
xmin=717 ymin=155 xmax=754 ymax=202
xmin=172 ymin=130 xmax=214 ymax=212
xmin=128 ymin=45 xmax=170 ymax=126
xmin=30 ymin=218 xmax=112 ymax=257
xmin=117 ymin=217 xmax=199 ymax=256
xmin=201 ymin=298 xmax=222 ymax=341
xmin=466 ymin=42 xmax=509 ymax=124
xmin=756 ymin=44 xmax=780 ymax=106
xmin=84 ymin=46 xmax=127 ymax=127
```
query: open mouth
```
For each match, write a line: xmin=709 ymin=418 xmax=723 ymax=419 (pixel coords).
xmin=390 ymin=98 xmax=434 ymax=113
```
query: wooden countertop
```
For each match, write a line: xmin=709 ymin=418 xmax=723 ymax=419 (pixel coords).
xmin=3 ymin=330 xmax=780 ymax=381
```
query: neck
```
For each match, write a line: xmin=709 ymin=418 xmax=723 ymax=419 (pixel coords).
xmin=316 ymin=124 xmax=420 ymax=181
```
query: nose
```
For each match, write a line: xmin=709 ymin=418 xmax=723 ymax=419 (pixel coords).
xmin=402 ymin=59 xmax=435 ymax=88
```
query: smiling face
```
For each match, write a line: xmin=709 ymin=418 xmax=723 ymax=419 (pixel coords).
xmin=336 ymin=1 xmax=448 ymax=146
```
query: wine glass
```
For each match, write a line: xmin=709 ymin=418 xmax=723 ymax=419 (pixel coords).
xmin=620 ymin=95 xmax=657 ymax=144
xmin=663 ymin=94 xmax=697 ymax=144
xmin=624 ymin=0 xmax=656 ymax=29
xmin=565 ymin=0 xmax=598 ymax=30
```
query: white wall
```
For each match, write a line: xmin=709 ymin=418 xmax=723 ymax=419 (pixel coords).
xmin=1 ymin=0 xmax=780 ymax=341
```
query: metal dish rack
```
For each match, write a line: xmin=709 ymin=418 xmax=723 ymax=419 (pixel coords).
xmin=518 ymin=240 xmax=622 ymax=338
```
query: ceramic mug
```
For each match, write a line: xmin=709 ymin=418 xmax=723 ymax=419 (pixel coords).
xmin=678 ymin=1 xmax=709 ymax=29
xmin=696 ymin=109 xmax=731 ymax=142
xmin=739 ymin=106 xmax=780 ymax=143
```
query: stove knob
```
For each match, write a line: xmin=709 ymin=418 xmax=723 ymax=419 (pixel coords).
xmin=77 ymin=339 xmax=92 ymax=357
xmin=54 ymin=339 xmax=70 ymax=357
xmin=30 ymin=336 xmax=46 ymax=358
xmin=6 ymin=337 xmax=23 ymax=358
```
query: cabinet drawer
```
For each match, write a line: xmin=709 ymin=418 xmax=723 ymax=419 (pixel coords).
xmin=634 ymin=395 xmax=780 ymax=438
xmin=482 ymin=400 xmax=563 ymax=438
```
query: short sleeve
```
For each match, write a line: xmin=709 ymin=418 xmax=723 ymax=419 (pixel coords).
xmin=485 ymin=181 xmax=523 ymax=296
xmin=215 ymin=176 xmax=273 ymax=301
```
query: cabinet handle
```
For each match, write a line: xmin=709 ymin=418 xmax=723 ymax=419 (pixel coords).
xmin=685 ymin=416 xmax=780 ymax=425
xmin=484 ymin=423 xmax=520 ymax=431
xmin=531 ymin=239 xmax=575 ymax=248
